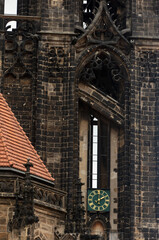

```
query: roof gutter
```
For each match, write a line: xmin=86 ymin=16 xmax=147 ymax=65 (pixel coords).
xmin=0 ymin=167 xmax=55 ymax=186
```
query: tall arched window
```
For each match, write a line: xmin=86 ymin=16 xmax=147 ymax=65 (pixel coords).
xmin=78 ymin=48 xmax=128 ymax=238
xmin=79 ymin=102 xmax=119 ymax=238
xmin=88 ymin=114 xmax=110 ymax=189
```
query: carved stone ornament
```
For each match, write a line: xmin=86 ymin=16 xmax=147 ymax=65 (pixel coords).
xmin=75 ymin=0 xmax=130 ymax=55
xmin=48 ymin=47 xmax=65 ymax=78
xmin=87 ymin=213 xmax=110 ymax=228
xmin=54 ymin=232 xmax=77 ymax=240
xmin=8 ymin=159 xmax=39 ymax=231
xmin=0 ymin=180 xmax=14 ymax=192
xmin=79 ymin=50 xmax=126 ymax=104
xmin=3 ymin=18 xmax=39 ymax=81
xmin=34 ymin=187 xmax=63 ymax=207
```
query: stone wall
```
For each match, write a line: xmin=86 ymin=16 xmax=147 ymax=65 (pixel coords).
xmin=0 ymin=198 xmax=65 ymax=240
xmin=0 ymin=174 xmax=66 ymax=240
xmin=1 ymin=0 xmax=159 ymax=239
xmin=129 ymin=0 xmax=159 ymax=239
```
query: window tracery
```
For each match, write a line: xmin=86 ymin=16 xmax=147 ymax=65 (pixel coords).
xmin=78 ymin=43 xmax=128 ymax=236
xmin=80 ymin=51 xmax=126 ymax=105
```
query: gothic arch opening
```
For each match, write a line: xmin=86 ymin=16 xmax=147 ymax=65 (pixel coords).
xmin=91 ymin=220 xmax=105 ymax=236
xmin=79 ymin=50 xmax=127 ymax=106
xmin=77 ymin=47 xmax=130 ymax=238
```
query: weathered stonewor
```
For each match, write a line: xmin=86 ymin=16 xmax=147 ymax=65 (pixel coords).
xmin=0 ymin=173 xmax=66 ymax=240
xmin=0 ymin=0 xmax=159 ymax=239
xmin=1 ymin=14 xmax=40 ymax=144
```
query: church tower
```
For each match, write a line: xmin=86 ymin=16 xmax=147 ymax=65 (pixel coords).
xmin=0 ymin=0 xmax=159 ymax=239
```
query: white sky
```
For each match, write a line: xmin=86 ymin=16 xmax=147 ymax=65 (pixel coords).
xmin=4 ymin=0 xmax=17 ymax=14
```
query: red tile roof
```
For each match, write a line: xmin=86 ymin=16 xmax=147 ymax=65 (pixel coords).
xmin=0 ymin=93 xmax=54 ymax=182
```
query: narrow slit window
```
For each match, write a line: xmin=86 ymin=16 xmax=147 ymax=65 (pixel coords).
xmin=92 ymin=117 xmax=98 ymax=188
xmin=88 ymin=114 xmax=110 ymax=189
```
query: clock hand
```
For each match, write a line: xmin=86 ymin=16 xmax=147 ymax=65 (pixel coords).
xmin=99 ymin=196 xmax=105 ymax=201
xmin=96 ymin=190 xmax=101 ymax=205
xmin=95 ymin=196 xmax=106 ymax=203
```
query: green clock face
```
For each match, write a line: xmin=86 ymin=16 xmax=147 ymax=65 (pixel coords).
xmin=87 ymin=189 xmax=110 ymax=212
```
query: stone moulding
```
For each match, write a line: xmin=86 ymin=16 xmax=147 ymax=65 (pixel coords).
xmin=0 ymin=176 xmax=66 ymax=210
xmin=78 ymin=82 xmax=124 ymax=126
xmin=0 ymin=173 xmax=66 ymax=230
xmin=3 ymin=16 xmax=39 ymax=81
xmin=79 ymin=50 xmax=127 ymax=104
xmin=75 ymin=0 xmax=131 ymax=55
xmin=6 ymin=159 xmax=65 ymax=230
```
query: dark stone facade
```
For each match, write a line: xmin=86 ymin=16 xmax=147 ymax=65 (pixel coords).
xmin=0 ymin=0 xmax=159 ymax=239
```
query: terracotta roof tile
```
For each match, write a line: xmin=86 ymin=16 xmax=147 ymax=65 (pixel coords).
xmin=0 ymin=93 xmax=54 ymax=182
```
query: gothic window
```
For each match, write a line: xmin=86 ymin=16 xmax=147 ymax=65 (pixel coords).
xmin=79 ymin=49 xmax=126 ymax=235
xmin=80 ymin=51 xmax=125 ymax=105
xmin=79 ymin=103 xmax=118 ymax=234
xmin=88 ymin=114 xmax=110 ymax=189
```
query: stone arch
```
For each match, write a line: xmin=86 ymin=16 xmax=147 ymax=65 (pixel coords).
xmin=76 ymin=44 xmax=131 ymax=235
xmin=91 ymin=220 xmax=105 ymax=236
xmin=75 ymin=0 xmax=130 ymax=54
xmin=76 ymin=45 xmax=130 ymax=106
xmin=76 ymin=44 xmax=130 ymax=75
xmin=78 ymin=82 xmax=124 ymax=126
